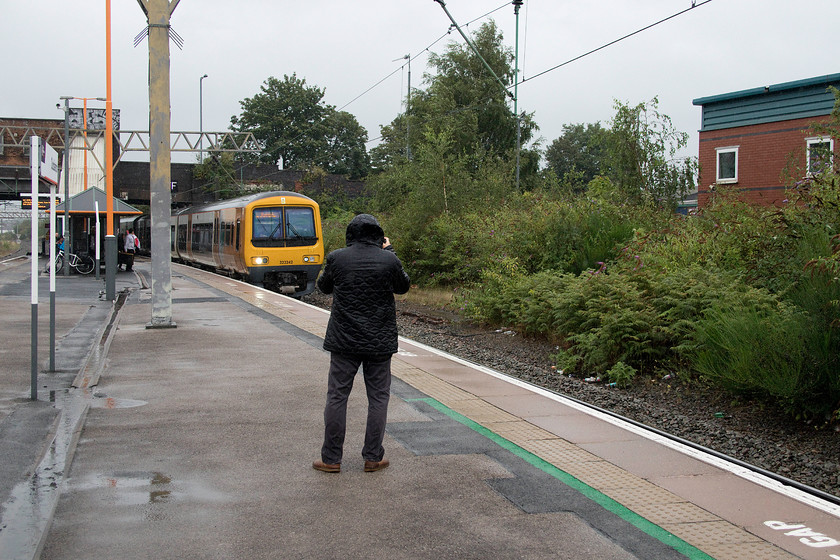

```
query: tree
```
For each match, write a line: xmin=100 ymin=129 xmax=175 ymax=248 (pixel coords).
xmin=545 ymin=123 xmax=607 ymax=189
xmin=194 ymin=152 xmax=242 ymax=199
xmin=229 ymin=74 xmax=369 ymax=177
xmin=601 ymin=97 xmax=698 ymax=208
xmin=372 ymin=21 xmax=537 ymax=173
xmin=318 ymin=111 xmax=370 ymax=179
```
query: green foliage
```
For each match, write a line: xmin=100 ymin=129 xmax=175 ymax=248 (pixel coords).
xmin=230 ymin=74 xmax=369 ymax=178
xmin=603 ymin=97 xmax=698 ymax=209
xmin=550 ymin=348 xmax=581 ymax=375
xmin=544 ymin=122 xmax=607 ymax=189
xmin=320 ymin=209 xmax=358 ymax=255
xmin=0 ymin=238 xmax=20 ymax=257
xmin=371 ymin=21 xmax=537 ymax=181
xmin=606 ymin=362 xmax=637 ymax=388
xmin=693 ymin=300 xmax=838 ymax=419
xmin=193 ymin=152 xmax=243 ymax=199
xmin=319 ymin=111 xmax=370 ymax=180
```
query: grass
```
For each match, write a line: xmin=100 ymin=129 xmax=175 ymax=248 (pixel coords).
xmin=396 ymin=286 xmax=456 ymax=308
xmin=0 ymin=240 xmax=21 ymax=258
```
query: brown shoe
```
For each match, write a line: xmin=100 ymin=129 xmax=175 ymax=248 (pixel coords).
xmin=312 ymin=460 xmax=340 ymax=473
xmin=364 ymin=458 xmax=390 ymax=472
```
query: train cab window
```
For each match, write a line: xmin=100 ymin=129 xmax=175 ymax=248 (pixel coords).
xmin=252 ymin=208 xmax=283 ymax=242
xmin=252 ymin=206 xmax=317 ymax=247
xmin=285 ymin=207 xmax=316 ymax=242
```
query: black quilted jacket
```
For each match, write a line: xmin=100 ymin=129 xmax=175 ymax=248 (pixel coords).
xmin=318 ymin=214 xmax=411 ymax=355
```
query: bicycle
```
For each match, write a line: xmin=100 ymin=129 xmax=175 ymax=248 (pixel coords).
xmin=44 ymin=250 xmax=94 ymax=275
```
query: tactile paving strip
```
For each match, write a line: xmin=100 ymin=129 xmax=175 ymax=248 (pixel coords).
xmin=447 ymin=398 xmax=520 ymax=424
xmin=699 ymin=541 xmax=798 ymax=560
xmin=480 ymin=420 xmax=559 ymax=442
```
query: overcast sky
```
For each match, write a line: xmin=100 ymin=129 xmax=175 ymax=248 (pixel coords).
xmin=2 ymin=0 xmax=838 ymax=165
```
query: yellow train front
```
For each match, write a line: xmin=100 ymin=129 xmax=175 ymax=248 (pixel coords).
xmin=171 ymin=191 xmax=323 ymax=296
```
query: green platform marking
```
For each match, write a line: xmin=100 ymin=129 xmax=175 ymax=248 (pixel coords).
xmin=408 ymin=396 xmax=715 ymax=560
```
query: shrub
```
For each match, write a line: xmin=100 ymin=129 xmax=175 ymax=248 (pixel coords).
xmin=693 ymin=300 xmax=838 ymax=420
xmin=606 ymin=362 xmax=637 ymax=388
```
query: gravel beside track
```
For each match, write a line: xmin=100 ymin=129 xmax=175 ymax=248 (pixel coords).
xmin=304 ymin=291 xmax=840 ymax=500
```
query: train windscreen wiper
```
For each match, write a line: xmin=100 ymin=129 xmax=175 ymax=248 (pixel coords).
xmin=286 ymin=221 xmax=303 ymax=239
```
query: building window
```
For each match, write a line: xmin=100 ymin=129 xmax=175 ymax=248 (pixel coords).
xmin=806 ymin=136 xmax=834 ymax=176
xmin=715 ymin=146 xmax=738 ymax=183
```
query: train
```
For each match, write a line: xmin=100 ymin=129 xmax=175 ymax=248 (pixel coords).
xmin=120 ymin=215 xmax=151 ymax=256
xmin=166 ymin=191 xmax=324 ymax=296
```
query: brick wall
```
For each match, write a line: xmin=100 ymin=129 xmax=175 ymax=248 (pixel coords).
xmin=697 ymin=116 xmax=834 ymax=207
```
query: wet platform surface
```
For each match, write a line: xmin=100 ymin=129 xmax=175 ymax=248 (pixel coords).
xmin=1 ymin=256 xmax=839 ymax=559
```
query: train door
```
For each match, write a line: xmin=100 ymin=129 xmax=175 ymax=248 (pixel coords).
xmin=213 ymin=212 xmax=221 ymax=267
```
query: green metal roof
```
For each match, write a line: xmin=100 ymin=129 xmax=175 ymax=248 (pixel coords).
xmin=692 ymin=73 xmax=840 ymax=131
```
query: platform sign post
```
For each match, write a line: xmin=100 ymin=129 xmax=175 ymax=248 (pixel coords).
xmin=29 ymin=137 xmax=39 ymax=400
xmin=28 ymin=137 xmax=60 ymax=398
xmin=95 ymin=201 xmax=101 ymax=280
xmin=49 ymin=183 xmax=56 ymax=372
xmin=41 ymin=138 xmax=59 ymax=373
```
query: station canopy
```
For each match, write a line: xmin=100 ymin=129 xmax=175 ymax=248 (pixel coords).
xmin=51 ymin=187 xmax=142 ymax=216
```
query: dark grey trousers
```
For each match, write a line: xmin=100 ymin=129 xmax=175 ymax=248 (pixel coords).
xmin=321 ymin=353 xmax=392 ymax=464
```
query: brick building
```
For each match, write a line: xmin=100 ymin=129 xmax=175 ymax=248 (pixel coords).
xmin=693 ymin=73 xmax=840 ymax=208
xmin=0 ymin=117 xmax=65 ymax=200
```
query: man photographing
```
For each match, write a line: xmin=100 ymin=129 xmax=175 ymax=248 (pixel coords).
xmin=313 ymin=214 xmax=411 ymax=474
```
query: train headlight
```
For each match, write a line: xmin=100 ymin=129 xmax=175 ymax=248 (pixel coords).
xmin=251 ymin=256 xmax=268 ymax=265
xmin=303 ymin=255 xmax=320 ymax=263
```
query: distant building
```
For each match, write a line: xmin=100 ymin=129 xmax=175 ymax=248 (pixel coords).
xmin=693 ymin=73 xmax=840 ymax=207
xmin=1 ymin=110 xmax=120 ymax=202
xmin=0 ymin=117 xmax=65 ymax=200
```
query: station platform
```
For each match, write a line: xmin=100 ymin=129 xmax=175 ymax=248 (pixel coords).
xmin=1 ymin=255 xmax=839 ymax=559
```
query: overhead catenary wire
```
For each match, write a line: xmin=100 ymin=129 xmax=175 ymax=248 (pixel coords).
xmin=432 ymin=0 xmax=514 ymax=100
xmin=337 ymin=1 xmax=510 ymax=113
xmin=366 ymin=1 xmax=716 ymax=145
xmin=518 ymin=0 xmax=715 ymax=87
xmin=218 ymin=1 xmax=714 ymax=180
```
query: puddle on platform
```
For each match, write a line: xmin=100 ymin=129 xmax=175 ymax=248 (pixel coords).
xmin=88 ymin=395 xmax=148 ymax=409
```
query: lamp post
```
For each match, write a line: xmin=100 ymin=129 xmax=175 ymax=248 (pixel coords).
xmin=59 ymin=97 xmax=72 ymax=277
xmin=199 ymin=74 xmax=208 ymax=162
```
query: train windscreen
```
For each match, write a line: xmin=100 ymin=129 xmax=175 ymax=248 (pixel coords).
xmin=252 ymin=206 xmax=317 ymax=247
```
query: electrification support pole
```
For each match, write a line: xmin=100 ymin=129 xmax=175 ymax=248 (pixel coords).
xmin=137 ymin=0 xmax=179 ymax=328
xmin=406 ymin=55 xmax=411 ymax=161
xmin=513 ymin=0 xmax=523 ymax=190
xmin=433 ymin=0 xmax=514 ymax=101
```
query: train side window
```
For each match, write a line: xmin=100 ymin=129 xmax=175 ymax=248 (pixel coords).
xmin=235 ymin=219 xmax=240 ymax=250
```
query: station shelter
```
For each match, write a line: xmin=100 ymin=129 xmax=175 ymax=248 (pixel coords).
xmin=50 ymin=187 xmax=142 ymax=257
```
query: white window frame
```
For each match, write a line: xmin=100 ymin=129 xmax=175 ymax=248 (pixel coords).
xmin=806 ymin=136 xmax=834 ymax=177
xmin=715 ymin=146 xmax=739 ymax=184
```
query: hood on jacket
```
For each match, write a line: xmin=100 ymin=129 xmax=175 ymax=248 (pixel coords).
xmin=345 ymin=214 xmax=385 ymax=246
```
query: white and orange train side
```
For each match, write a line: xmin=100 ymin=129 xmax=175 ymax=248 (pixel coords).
xmin=171 ymin=191 xmax=323 ymax=296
